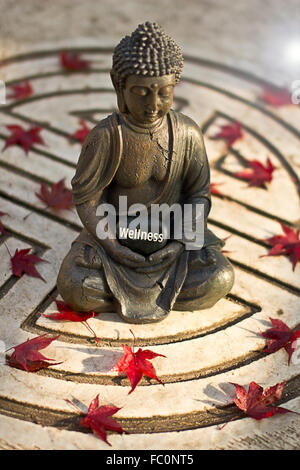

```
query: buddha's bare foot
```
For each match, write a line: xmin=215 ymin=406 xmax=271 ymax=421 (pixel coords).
xmin=75 ymin=244 xmax=102 ymax=269
xmin=204 ymin=246 xmax=218 ymax=265
xmin=190 ymin=246 xmax=219 ymax=268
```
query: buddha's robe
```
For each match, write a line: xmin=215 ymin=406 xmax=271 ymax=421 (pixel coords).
xmin=57 ymin=111 xmax=234 ymax=323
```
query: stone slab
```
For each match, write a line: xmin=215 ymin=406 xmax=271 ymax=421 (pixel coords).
xmin=0 ymin=16 xmax=299 ymax=450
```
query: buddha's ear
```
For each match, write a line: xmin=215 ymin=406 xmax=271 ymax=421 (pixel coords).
xmin=116 ymin=92 xmax=128 ymax=114
xmin=110 ymin=71 xmax=128 ymax=114
xmin=110 ymin=71 xmax=118 ymax=90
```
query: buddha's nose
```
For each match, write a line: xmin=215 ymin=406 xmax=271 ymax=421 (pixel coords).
xmin=146 ymin=93 xmax=159 ymax=112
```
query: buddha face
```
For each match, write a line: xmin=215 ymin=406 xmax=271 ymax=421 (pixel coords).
xmin=122 ymin=74 xmax=175 ymax=126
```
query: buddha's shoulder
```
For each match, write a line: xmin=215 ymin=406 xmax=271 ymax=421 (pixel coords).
xmin=170 ymin=110 xmax=203 ymax=139
xmin=83 ymin=113 xmax=117 ymax=146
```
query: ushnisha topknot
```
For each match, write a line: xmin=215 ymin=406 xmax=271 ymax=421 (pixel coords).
xmin=111 ymin=21 xmax=184 ymax=91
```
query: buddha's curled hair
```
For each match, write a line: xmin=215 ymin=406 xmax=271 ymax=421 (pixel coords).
xmin=111 ymin=21 xmax=184 ymax=91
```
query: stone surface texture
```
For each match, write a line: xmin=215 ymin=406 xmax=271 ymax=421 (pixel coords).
xmin=0 ymin=0 xmax=299 ymax=450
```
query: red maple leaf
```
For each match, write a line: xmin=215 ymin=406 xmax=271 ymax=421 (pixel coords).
xmin=10 ymin=248 xmax=48 ymax=281
xmin=221 ymin=235 xmax=233 ymax=254
xmin=230 ymin=381 xmax=293 ymax=420
xmin=261 ymin=85 xmax=291 ymax=107
xmin=111 ymin=330 xmax=165 ymax=394
xmin=42 ymin=299 xmax=99 ymax=343
xmin=2 ymin=125 xmax=45 ymax=154
xmin=235 ymin=157 xmax=276 ymax=187
xmin=67 ymin=394 xmax=125 ymax=446
xmin=6 ymin=333 xmax=62 ymax=372
xmin=35 ymin=179 xmax=73 ymax=210
xmin=260 ymin=318 xmax=300 ymax=364
xmin=70 ymin=120 xmax=91 ymax=145
xmin=210 ymin=121 xmax=243 ymax=148
xmin=7 ymin=81 xmax=33 ymax=100
xmin=210 ymin=182 xmax=224 ymax=196
xmin=60 ymin=50 xmax=90 ymax=71
xmin=0 ymin=211 xmax=8 ymax=235
xmin=261 ymin=223 xmax=300 ymax=270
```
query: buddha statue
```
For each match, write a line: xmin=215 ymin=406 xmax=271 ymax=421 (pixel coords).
xmin=57 ymin=22 xmax=234 ymax=323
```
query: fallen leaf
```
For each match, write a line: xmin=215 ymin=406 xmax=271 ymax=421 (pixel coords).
xmin=235 ymin=157 xmax=276 ymax=187
xmin=7 ymin=81 xmax=33 ymax=100
xmin=70 ymin=120 xmax=91 ymax=145
xmin=3 ymin=125 xmax=45 ymax=154
xmin=6 ymin=333 xmax=61 ymax=372
xmin=210 ymin=121 xmax=243 ymax=148
xmin=10 ymin=248 xmax=48 ymax=281
xmin=261 ymin=85 xmax=291 ymax=107
xmin=79 ymin=395 xmax=125 ymax=446
xmin=60 ymin=50 xmax=90 ymax=71
xmin=221 ymin=235 xmax=233 ymax=254
xmin=210 ymin=183 xmax=224 ymax=196
xmin=261 ymin=317 xmax=300 ymax=364
xmin=66 ymin=394 xmax=125 ymax=446
xmin=230 ymin=381 xmax=293 ymax=420
xmin=42 ymin=299 xmax=99 ymax=343
xmin=0 ymin=211 xmax=8 ymax=235
xmin=261 ymin=223 xmax=300 ymax=270
xmin=111 ymin=329 xmax=165 ymax=394
xmin=35 ymin=179 xmax=73 ymax=210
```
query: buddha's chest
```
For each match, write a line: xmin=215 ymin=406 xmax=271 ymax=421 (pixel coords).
xmin=113 ymin=122 xmax=170 ymax=188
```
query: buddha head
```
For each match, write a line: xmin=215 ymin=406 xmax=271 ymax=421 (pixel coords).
xmin=111 ymin=21 xmax=184 ymax=126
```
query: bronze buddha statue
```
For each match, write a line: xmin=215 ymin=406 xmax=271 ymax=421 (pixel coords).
xmin=57 ymin=22 xmax=234 ymax=323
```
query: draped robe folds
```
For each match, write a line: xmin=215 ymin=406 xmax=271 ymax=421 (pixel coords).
xmin=69 ymin=110 xmax=225 ymax=323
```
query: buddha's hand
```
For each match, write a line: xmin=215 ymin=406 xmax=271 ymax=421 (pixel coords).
xmin=102 ymin=238 xmax=147 ymax=268
xmin=147 ymin=241 xmax=184 ymax=269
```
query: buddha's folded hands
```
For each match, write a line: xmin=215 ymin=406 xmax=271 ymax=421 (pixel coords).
xmin=103 ymin=238 xmax=147 ymax=268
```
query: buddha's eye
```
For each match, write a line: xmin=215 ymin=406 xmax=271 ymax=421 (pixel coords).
xmin=159 ymin=85 xmax=174 ymax=97
xmin=131 ymin=86 xmax=148 ymax=96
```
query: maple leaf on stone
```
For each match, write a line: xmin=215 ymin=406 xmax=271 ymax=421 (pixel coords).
xmin=0 ymin=211 xmax=8 ymax=235
xmin=210 ymin=182 xmax=224 ymax=196
xmin=210 ymin=121 xmax=243 ymax=148
xmin=80 ymin=395 xmax=125 ymax=446
xmin=42 ymin=299 xmax=99 ymax=343
xmin=60 ymin=50 xmax=90 ymax=71
xmin=235 ymin=157 xmax=276 ymax=187
xmin=261 ymin=223 xmax=300 ymax=270
xmin=7 ymin=81 xmax=33 ymax=100
xmin=221 ymin=235 xmax=233 ymax=255
xmin=2 ymin=125 xmax=45 ymax=154
xmin=66 ymin=394 xmax=125 ymax=446
xmin=260 ymin=317 xmax=300 ymax=364
xmin=229 ymin=381 xmax=294 ymax=421
xmin=35 ymin=179 xmax=73 ymax=210
xmin=111 ymin=329 xmax=166 ymax=394
xmin=261 ymin=85 xmax=292 ymax=107
xmin=6 ymin=333 xmax=62 ymax=372
xmin=70 ymin=120 xmax=91 ymax=145
xmin=10 ymin=248 xmax=48 ymax=281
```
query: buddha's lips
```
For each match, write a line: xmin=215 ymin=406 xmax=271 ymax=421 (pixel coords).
xmin=145 ymin=111 xmax=159 ymax=118
xmin=144 ymin=113 xmax=161 ymax=123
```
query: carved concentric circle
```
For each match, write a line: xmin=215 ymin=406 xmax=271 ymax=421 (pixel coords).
xmin=0 ymin=45 xmax=299 ymax=449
